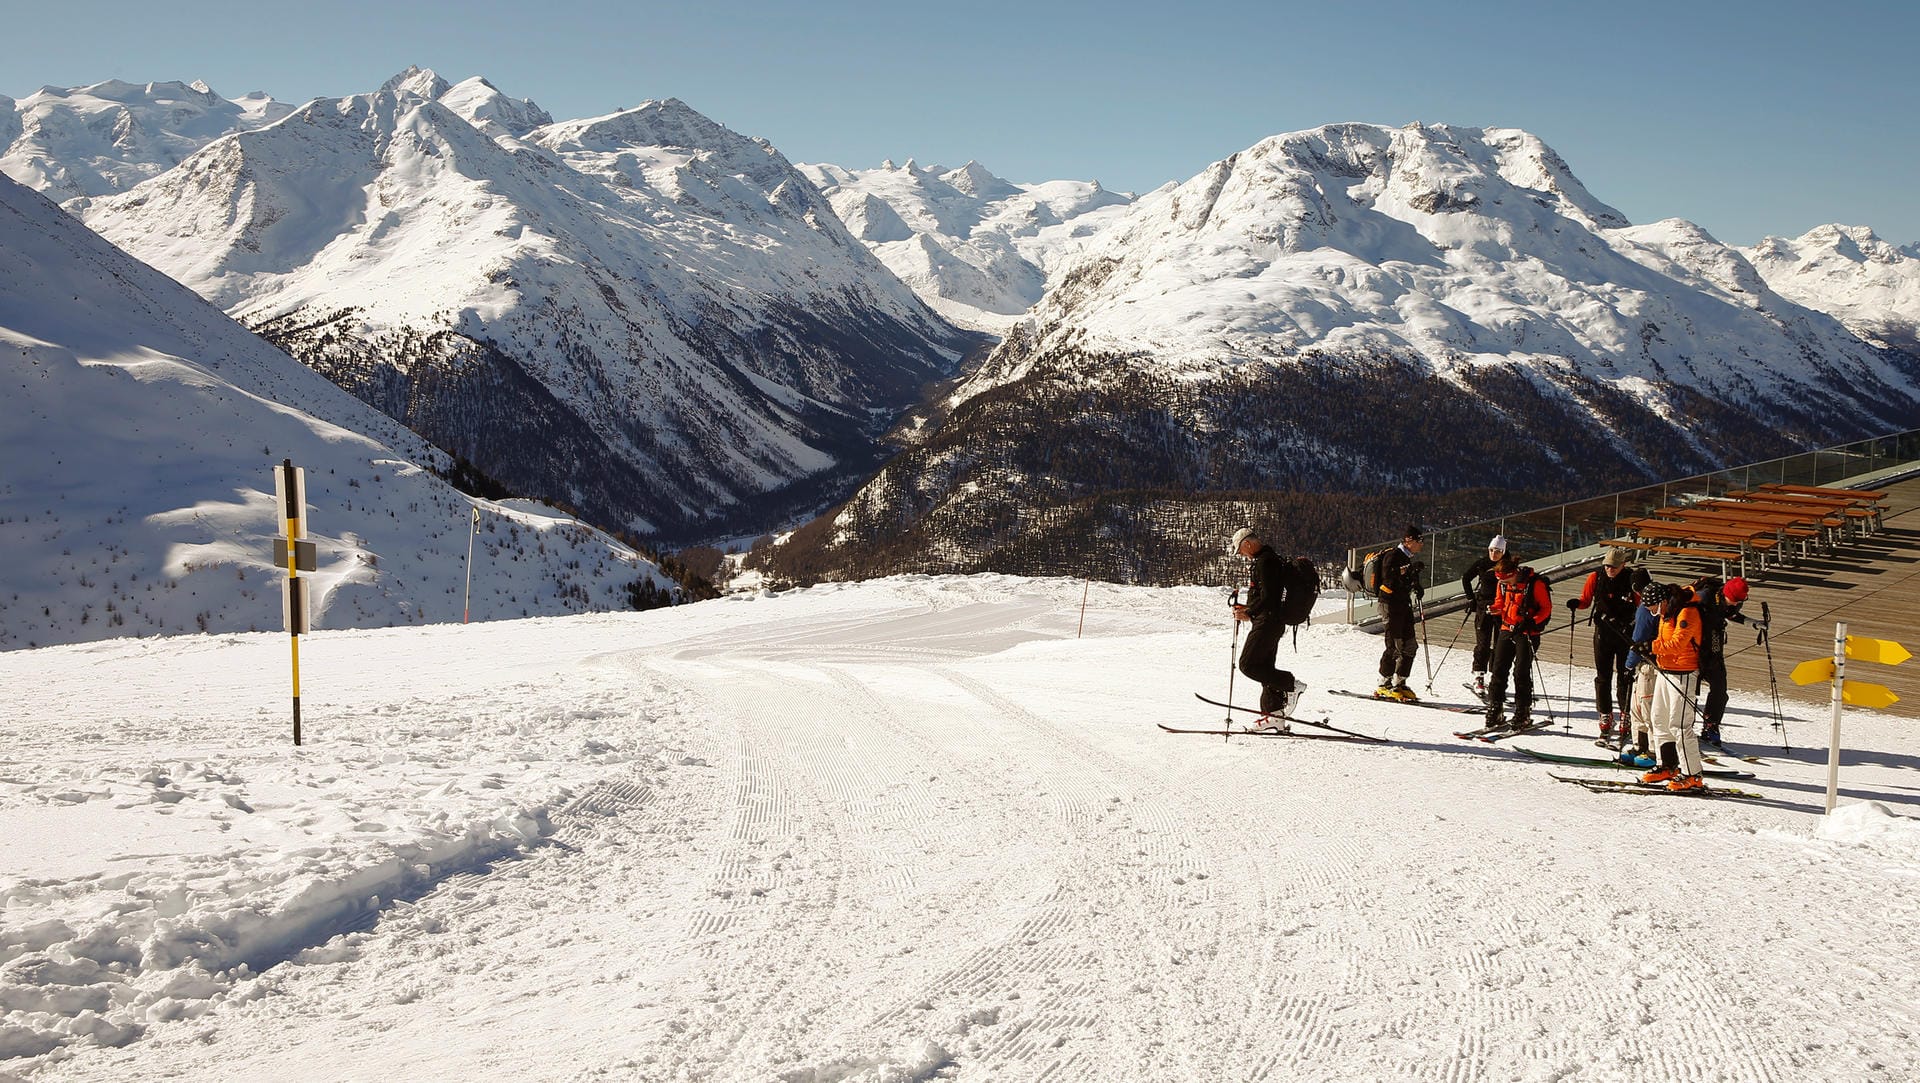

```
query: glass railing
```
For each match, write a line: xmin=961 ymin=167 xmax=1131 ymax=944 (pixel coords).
xmin=1341 ymin=427 xmax=1920 ymax=624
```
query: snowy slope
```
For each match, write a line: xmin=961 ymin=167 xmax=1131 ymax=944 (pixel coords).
xmin=66 ymin=69 xmax=976 ymax=543
xmin=2 ymin=575 xmax=1916 ymax=1079
xmin=0 ymin=173 xmax=668 ymax=651
xmin=0 ymin=79 xmax=291 ymax=205
xmin=779 ymin=124 xmax=1920 ymax=580
xmin=798 ymin=158 xmax=1134 ymax=333
xmin=1742 ymin=224 xmax=1920 ymax=353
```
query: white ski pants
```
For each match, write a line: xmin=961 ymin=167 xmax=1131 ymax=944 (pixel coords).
xmin=1630 ymin=660 xmax=1656 ymax=741
xmin=1649 ymin=668 xmax=1701 ymax=776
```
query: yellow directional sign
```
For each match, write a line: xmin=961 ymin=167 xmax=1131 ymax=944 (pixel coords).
xmin=1842 ymin=681 xmax=1901 ymax=709
xmin=1791 ymin=658 xmax=1835 ymax=685
xmin=1846 ymin=637 xmax=1912 ymax=666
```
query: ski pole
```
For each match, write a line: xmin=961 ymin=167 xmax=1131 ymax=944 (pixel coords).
xmin=1566 ymin=610 xmax=1579 ymax=727
xmin=1428 ymin=607 xmax=1473 ymax=693
xmin=1417 ymin=599 xmax=1433 ymax=688
xmin=1530 ymin=638 xmax=1558 ymax=725
xmin=1225 ymin=587 xmax=1240 ymax=728
xmin=1757 ymin=601 xmax=1789 ymax=752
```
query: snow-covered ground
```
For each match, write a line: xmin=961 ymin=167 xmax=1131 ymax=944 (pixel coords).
xmin=3 ymin=575 xmax=1916 ymax=1081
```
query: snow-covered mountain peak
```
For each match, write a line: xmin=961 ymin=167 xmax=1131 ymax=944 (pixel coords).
xmin=797 ymin=157 xmax=1136 ymax=332
xmin=533 ymin=97 xmax=739 ymax=155
xmin=3 ymin=77 xmax=293 ymax=203
xmin=78 ymin=78 xmax=973 ymax=542
xmin=944 ymin=160 xmax=1017 ymax=198
xmin=1741 ymin=223 xmax=1920 ymax=351
xmin=437 ymin=75 xmax=553 ymax=138
xmin=381 ymin=65 xmax=451 ymax=101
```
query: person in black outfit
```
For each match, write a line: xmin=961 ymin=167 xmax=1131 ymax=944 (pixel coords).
xmin=1375 ymin=524 xmax=1426 ymax=701
xmin=1460 ymin=534 xmax=1508 ymax=697
xmin=1231 ymin=528 xmax=1303 ymax=730
xmin=1694 ymin=575 xmax=1756 ymax=745
xmin=1566 ymin=547 xmax=1642 ymax=738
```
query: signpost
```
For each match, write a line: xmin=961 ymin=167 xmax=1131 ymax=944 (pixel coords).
xmin=1791 ymin=623 xmax=1909 ymax=812
xmin=273 ymin=459 xmax=316 ymax=746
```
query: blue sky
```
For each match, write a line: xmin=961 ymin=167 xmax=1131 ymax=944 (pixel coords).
xmin=9 ymin=0 xmax=1917 ymax=245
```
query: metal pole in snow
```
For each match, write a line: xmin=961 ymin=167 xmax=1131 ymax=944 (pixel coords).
xmin=1077 ymin=577 xmax=1090 ymax=638
xmin=464 ymin=506 xmax=479 ymax=624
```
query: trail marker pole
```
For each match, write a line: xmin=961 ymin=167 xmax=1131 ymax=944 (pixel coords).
xmin=1077 ymin=577 xmax=1090 ymax=639
xmin=273 ymin=459 xmax=315 ymax=746
xmin=462 ymin=506 xmax=478 ymax=625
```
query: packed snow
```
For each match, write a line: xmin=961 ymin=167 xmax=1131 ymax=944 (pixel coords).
xmin=4 ymin=575 xmax=1916 ymax=1080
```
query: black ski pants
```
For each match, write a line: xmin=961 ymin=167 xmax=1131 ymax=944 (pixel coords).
xmin=1239 ymin=618 xmax=1295 ymax=714
xmin=1486 ymin=629 xmax=1539 ymax=719
xmin=1699 ymin=650 xmax=1728 ymax=727
xmin=1591 ymin=627 xmax=1633 ymax=715
xmin=1471 ymin=607 xmax=1498 ymax=674
xmin=1378 ymin=602 xmax=1418 ymax=682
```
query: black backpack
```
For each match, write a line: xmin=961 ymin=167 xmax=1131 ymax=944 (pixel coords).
xmin=1279 ymin=557 xmax=1320 ymax=646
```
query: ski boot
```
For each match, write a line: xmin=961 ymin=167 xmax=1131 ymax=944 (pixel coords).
xmin=1282 ymin=683 xmax=1308 ymax=717
xmin=1641 ymin=767 xmax=1678 ymax=784
xmin=1699 ymin=724 xmax=1723 ymax=746
xmin=1390 ymin=681 xmax=1419 ymax=703
xmin=1597 ymin=711 xmax=1616 ymax=739
xmin=1667 ymin=774 xmax=1706 ymax=793
xmin=1249 ymin=714 xmax=1291 ymax=735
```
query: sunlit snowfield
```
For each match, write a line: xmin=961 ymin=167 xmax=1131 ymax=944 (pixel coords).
xmin=5 ymin=575 xmax=1917 ymax=1081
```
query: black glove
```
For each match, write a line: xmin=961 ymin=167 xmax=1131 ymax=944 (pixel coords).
xmin=1565 ymin=598 xmax=1578 ymax=611
xmin=1413 ymin=587 xmax=1425 ymax=602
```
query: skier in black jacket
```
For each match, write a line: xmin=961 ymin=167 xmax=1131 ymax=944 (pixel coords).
xmin=1459 ymin=534 xmax=1508 ymax=697
xmin=1231 ymin=528 xmax=1303 ymax=730
xmin=1566 ymin=547 xmax=1641 ymax=739
xmin=1375 ymin=524 xmax=1426 ymax=701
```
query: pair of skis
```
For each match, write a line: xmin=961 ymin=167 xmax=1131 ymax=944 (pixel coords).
xmin=1323 ymin=688 xmax=1549 ymax=743
xmin=1548 ymin=773 xmax=1764 ymax=800
xmin=1508 ymin=745 xmax=1755 ymax=780
xmin=1163 ymin=694 xmax=1386 ymax=743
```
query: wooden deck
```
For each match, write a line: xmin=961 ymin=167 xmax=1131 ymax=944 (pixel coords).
xmin=1533 ymin=473 xmax=1920 ymax=725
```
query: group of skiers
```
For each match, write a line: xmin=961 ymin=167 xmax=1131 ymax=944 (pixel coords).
xmin=1229 ymin=525 xmax=1765 ymax=792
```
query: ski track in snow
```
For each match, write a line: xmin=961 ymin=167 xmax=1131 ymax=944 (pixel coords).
xmin=5 ymin=576 xmax=1919 ymax=1081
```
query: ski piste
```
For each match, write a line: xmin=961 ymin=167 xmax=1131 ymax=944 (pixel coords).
xmin=1326 ymin=689 xmax=1481 ymax=714
xmin=1509 ymin=745 xmax=1755 ymax=779
xmin=1548 ymin=773 xmax=1763 ymax=800
xmin=1451 ymin=720 xmax=1553 ymax=743
xmin=1157 ymin=723 xmax=1382 ymax=744
xmin=1191 ymin=695 xmax=1386 ymax=742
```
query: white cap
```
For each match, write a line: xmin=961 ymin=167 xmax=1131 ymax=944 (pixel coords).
xmin=1229 ymin=527 xmax=1255 ymax=552
xmin=1489 ymin=534 xmax=1508 ymax=553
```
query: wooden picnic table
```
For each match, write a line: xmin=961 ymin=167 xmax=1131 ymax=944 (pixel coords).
xmin=1657 ymin=506 xmax=1822 ymax=558
xmin=1759 ymin=483 xmax=1888 ymax=500
xmin=1615 ymin=517 xmax=1779 ymax=576
xmin=1730 ymin=488 xmax=1885 ymax=533
xmin=1704 ymin=498 xmax=1846 ymax=542
xmin=1603 ymin=538 xmax=1742 ymax=579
